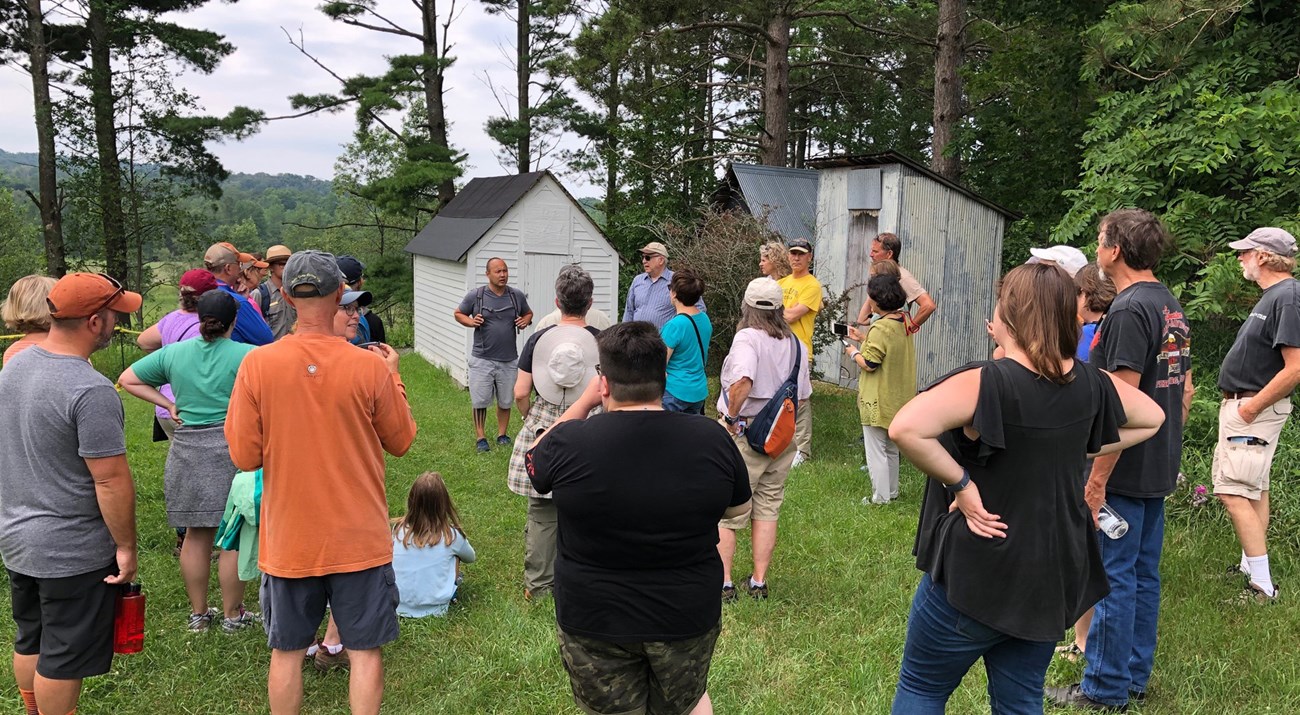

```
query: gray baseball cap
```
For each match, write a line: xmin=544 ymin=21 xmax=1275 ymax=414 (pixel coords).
xmin=1229 ymin=227 xmax=1297 ymax=257
xmin=285 ymin=250 xmax=345 ymax=297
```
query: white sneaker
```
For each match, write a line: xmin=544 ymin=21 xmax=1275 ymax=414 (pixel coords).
xmin=791 ymin=452 xmax=808 ymax=468
xmin=861 ymin=495 xmax=889 ymax=506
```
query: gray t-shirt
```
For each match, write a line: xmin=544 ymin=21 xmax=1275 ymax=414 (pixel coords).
xmin=458 ymin=285 xmax=531 ymax=360
xmin=0 ymin=347 xmax=125 ymax=577
xmin=1219 ymin=278 xmax=1300 ymax=394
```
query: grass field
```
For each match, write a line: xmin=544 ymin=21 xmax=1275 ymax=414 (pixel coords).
xmin=0 ymin=353 xmax=1298 ymax=714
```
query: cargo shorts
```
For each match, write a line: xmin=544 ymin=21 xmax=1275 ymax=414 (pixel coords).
xmin=1212 ymin=397 xmax=1292 ymax=500
xmin=719 ymin=431 xmax=794 ymax=530
xmin=557 ymin=621 xmax=721 ymax=715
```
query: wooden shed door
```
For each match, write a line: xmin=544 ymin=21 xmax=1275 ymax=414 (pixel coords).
xmin=521 ymin=252 xmax=570 ymax=342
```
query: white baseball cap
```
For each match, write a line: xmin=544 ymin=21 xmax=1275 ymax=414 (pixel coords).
xmin=1028 ymin=245 xmax=1088 ymax=277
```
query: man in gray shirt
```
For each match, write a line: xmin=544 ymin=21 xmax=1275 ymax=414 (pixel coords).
xmin=1214 ymin=227 xmax=1300 ymax=602
xmin=0 ymin=273 xmax=140 ymax=715
xmin=454 ymin=257 xmax=533 ymax=452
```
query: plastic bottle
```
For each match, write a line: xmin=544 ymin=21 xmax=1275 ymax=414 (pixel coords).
xmin=1096 ymin=502 xmax=1129 ymax=540
xmin=113 ymin=582 xmax=145 ymax=654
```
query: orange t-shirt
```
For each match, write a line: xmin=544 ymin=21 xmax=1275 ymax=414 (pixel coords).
xmin=3 ymin=332 xmax=47 ymax=366
xmin=225 ymin=333 xmax=417 ymax=578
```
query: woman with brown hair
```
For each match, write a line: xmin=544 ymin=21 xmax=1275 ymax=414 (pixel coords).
xmin=887 ymin=263 xmax=1165 ymax=714
xmin=1 ymin=275 xmax=57 ymax=365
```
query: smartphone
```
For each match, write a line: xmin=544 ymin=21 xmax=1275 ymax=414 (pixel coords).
xmin=831 ymin=321 xmax=849 ymax=337
xmin=357 ymin=342 xmax=381 ymax=349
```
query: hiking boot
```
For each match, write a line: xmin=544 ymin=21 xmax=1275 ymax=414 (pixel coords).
xmin=743 ymin=575 xmax=768 ymax=600
xmin=1045 ymin=684 xmax=1128 ymax=712
xmin=497 ymin=433 xmax=511 ymax=446
xmin=1233 ymin=582 xmax=1279 ymax=604
xmin=476 ymin=438 xmax=490 ymax=453
xmin=221 ymin=607 xmax=260 ymax=634
xmin=187 ymin=608 xmax=218 ymax=633
xmin=313 ymin=645 xmax=350 ymax=672
xmin=721 ymin=584 xmax=738 ymax=603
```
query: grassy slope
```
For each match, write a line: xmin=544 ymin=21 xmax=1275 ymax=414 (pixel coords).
xmin=0 ymin=355 xmax=1297 ymax=713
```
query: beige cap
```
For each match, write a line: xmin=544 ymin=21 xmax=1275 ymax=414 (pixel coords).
xmin=639 ymin=242 xmax=668 ymax=258
xmin=265 ymin=245 xmax=292 ymax=263
xmin=743 ymin=277 xmax=784 ymax=310
xmin=203 ymin=242 xmax=239 ymax=267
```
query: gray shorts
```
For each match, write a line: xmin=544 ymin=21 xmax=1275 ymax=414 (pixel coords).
xmin=260 ymin=564 xmax=399 ymax=651
xmin=469 ymin=355 xmax=517 ymax=409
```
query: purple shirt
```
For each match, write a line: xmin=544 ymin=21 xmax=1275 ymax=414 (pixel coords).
xmin=153 ymin=310 xmax=201 ymax=419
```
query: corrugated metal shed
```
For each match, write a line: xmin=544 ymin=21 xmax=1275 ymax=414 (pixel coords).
xmin=712 ymin=163 xmax=820 ymax=241
xmin=806 ymin=151 xmax=1021 ymax=220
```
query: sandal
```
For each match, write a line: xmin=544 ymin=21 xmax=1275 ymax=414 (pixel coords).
xmin=1054 ymin=642 xmax=1084 ymax=663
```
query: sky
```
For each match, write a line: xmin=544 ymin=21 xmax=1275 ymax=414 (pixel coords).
xmin=0 ymin=0 xmax=596 ymax=193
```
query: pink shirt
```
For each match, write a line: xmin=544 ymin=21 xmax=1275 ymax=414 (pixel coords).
xmin=717 ymin=328 xmax=813 ymax=417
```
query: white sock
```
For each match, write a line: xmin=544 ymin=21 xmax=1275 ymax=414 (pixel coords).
xmin=305 ymin=642 xmax=320 ymax=657
xmin=1240 ymin=551 xmax=1249 ymax=574
xmin=323 ymin=642 xmax=344 ymax=655
xmin=722 ymin=580 xmax=733 ymax=588
xmin=1246 ymin=555 xmax=1275 ymax=596
xmin=750 ymin=576 xmax=764 ymax=588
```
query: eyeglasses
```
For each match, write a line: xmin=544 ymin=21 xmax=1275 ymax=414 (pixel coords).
xmin=340 ymin=304 xmax=361 ymax=316
xmin=92 ymin=273 xmax=126 ymax=314
xmin=595 ymin=364 xmax=603 ymax=376
xmin=1236 ymin=248 xmax=1256 ymax=257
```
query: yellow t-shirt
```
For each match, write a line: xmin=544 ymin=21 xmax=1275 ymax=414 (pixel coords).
xmin=778 ymin=273 xmax=823 ymax=358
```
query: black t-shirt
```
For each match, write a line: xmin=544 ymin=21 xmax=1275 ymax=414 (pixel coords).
xmin=1089 ymin=281 xmax=1190 ymax=498
xmin=527 ymin=411 xmax=751 ymax=642
xmin=518 ymin=325 xmax=602 ymax=374
xmin=913 ymin=359 xmax=1124 ymax=642
xmin=1219 ymin=278 xmax=1300 ymax=394
xmin=363 ymin=311 xmax=386 ymax=345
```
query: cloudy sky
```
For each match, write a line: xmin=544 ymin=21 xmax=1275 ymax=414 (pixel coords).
xmin=0 ymin=0 xmax=596 ymax=193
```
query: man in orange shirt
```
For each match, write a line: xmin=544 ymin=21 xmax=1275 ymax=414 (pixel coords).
xmin=226 ymin=250 xmax=417 ymax=715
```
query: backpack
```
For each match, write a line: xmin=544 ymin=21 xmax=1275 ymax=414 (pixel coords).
xmin=729 ymin=340 xmax=801 ymax=458
xmin=257 ymin=282 xmax=272 ymax=315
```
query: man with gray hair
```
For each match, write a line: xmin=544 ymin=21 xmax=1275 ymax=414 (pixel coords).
xmin=1214 ymin=227 xmax=1300 ymax=602
xmin=507 ymin=265 xmax=601 ymax=600
xmin=204 ymin=241 xmax=273 ymax=345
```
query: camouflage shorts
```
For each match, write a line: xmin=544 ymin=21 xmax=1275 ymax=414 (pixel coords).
xmin=557 ymin=621 xmax=721 ymax=715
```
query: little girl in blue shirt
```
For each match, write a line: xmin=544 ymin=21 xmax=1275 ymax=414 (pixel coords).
xmin=392 ymin=472 xmax=476 ymax=617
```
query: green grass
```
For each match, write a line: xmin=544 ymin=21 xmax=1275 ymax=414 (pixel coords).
xmin=0 ymin=355 xmax=1298 ymax=713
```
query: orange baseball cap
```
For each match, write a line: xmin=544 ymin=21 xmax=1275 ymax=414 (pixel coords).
xmin=239 ymin=252 xmax=269 ymax=269
xmin=46 ymin=273 xmax=143 ymax=319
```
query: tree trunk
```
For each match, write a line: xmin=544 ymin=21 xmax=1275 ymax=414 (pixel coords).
xmin=758 ymin=13 xmax=791 ymax=166
xmin=932 ymin=0 xmax=965 ymax=181
xmin=516 ymin=0 xmax=530 ymax=173
xmin=26 ymin=0 xmax=65 ymax=277
xmin=421 ymin=0 xmax=456 ymax=205
xmin=88 ymin=0 xmax=128 ymax=292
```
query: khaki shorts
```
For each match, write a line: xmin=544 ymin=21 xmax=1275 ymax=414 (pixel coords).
xmin=557 ymin=621 xmax=721 ymax=715
xmin=719 ymin=431 xmax=795 ymax=529
xmin=1212 ymin=398 xmax=1292 ymax=499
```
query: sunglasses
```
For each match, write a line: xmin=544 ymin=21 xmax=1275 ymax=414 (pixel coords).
xmin=92 ymin=273 xmax=126 ymax=315
xmin=640 ymin=254 xmax=658 ymax=261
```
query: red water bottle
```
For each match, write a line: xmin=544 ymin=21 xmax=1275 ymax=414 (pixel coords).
xmin=113 ymin=583 xmax=145 ymax=654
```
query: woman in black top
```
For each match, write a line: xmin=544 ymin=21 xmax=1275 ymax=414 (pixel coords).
xmin=887 ymin=263 xmax=1165 ymax=715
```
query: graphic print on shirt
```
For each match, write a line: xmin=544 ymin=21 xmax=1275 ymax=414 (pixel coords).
xmin=1156 ymin=305 xmax=1190 ymax=389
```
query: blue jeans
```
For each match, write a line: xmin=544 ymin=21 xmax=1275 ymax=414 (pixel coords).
xmin=662 ymin=392 xmax=705 ymax=414
xmin=1083 ymin=494 xmax=1164 ymax=706
xmin=892 ymin=574 xmax=1056 ymax=715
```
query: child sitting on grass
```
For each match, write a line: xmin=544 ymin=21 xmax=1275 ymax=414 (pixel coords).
xmin=392 ymin=472 xmax=476 ymax=617
xmin=845 ymin=274 xmax=917 ymax=505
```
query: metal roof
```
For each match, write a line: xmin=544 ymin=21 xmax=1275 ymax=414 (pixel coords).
xmin=404 ymin=171 xmax=547 ymax=261
xmin=805 ymin=150 xmax=1022 ymax=220
xmin=714 ymin=163 xmax=820 ymax=241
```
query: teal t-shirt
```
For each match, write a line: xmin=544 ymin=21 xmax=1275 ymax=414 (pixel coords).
xmin=660 ymin=312 xmax=712 ymax=403
xmin=131 ymin=337 xmax=255 ymax=426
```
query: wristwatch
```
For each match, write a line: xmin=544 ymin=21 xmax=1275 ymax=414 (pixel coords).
xmin=943 ymin=469 xmax=972 ymax=494
xmin=724 ymin=414 xmax=739 ymax=425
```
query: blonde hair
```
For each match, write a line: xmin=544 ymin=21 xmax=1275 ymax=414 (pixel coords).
xmin=760 ymin=241 xmax=792 ymax=279
xmin=392 ymin=472 xmax=464 ymax=548
xmin=869 ymin=259 xmax=901 ymax=279
xmin=2 ymin=275 xmax=57 ymax=333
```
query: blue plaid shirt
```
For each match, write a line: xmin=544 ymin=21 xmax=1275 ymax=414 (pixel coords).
xmin=622 ymin=269 xmax=705 ymax=328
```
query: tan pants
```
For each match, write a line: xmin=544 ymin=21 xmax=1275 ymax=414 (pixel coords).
xmin=794 ymin=398 xmax=812 ymax=458
xmin=524 ymin=496 xmax=557 ymax=593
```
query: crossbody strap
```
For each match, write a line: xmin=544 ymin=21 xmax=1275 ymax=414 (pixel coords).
xmin=683 ymin=314 xmax=705 ymax=361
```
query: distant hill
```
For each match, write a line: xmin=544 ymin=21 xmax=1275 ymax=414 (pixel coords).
xmin=0 ymin=148 xmax=333 ymax=196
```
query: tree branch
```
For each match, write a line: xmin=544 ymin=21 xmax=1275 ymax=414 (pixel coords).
xmin=282 ymin=220 xmax=418 ymax=232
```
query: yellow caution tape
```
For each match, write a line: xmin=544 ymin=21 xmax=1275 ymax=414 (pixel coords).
xmin=0 ymin=334 xmax=23 ymax=340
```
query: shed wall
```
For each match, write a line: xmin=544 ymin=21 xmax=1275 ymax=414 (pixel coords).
xmin=413 ymin=256 xmax=470 ymax=386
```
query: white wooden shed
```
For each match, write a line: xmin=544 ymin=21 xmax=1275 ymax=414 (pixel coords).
xmin=403 ymin=171 xmax=619 ymax=387
xmin=805 ymin=152 xmax=1021 ymax=390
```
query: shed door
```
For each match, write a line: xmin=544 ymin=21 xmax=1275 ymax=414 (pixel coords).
xmin=521 ymin=252 xmax=570 ymax=342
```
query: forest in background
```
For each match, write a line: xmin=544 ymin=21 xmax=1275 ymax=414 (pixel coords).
xmin=0 ymin=0 xmax=1296 ymax=336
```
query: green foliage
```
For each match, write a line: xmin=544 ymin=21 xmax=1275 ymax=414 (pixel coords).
xmin=0 ymin=188 xmax=43 ymax=293
xmin=1055 ymin=1 xmax=1300 ymax=320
